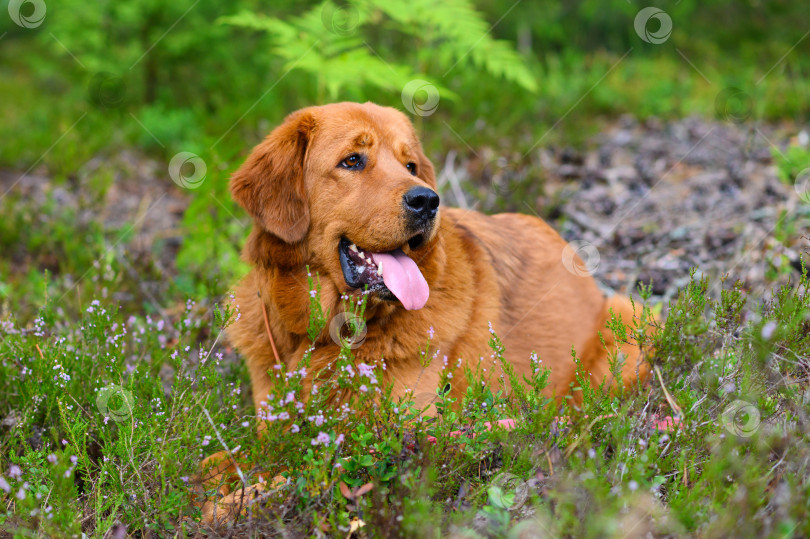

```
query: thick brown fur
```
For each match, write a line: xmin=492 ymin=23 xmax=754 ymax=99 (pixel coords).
xmin=199 ymin=102 xmax=652 ymax=522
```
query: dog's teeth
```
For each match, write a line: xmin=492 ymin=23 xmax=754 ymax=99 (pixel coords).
xmin=358 ymin=252 xmax=366 ymax=260
xmin=348 ymin=244 xmax=358 ymax=253
xmin=377 ymin=260 xmax=383 ymax=275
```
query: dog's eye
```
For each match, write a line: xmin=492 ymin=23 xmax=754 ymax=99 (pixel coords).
xmin=406 ymin=162 xmax=417 ymax=175
xmin=339 ymin=154 xmax=365 ymax=170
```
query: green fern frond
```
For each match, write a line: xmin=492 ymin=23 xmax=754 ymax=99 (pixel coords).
xmin=373 ymin=0 xmax=537 ymax=92
xmin=220 ymin=0 xmax=533 ymax=102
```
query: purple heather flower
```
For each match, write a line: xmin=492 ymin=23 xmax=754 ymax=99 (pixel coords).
xmin=357 ymin=363 xmax=374 ymax=378
xmin=312 ymin=432 xmax=330 ymax=445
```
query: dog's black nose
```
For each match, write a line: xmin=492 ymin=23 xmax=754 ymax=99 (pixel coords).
xmin=403 ymin=186 xmax=440 ymax=221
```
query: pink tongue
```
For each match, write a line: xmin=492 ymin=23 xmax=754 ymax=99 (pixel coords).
xmin=371 ymin=250 xmax=429 ymax=310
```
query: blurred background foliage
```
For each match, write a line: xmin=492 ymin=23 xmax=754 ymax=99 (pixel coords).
xmin=3 ymin=0 xmax=809 ymax=164
xmin=1 ymin=0 xmax=809 ymax=304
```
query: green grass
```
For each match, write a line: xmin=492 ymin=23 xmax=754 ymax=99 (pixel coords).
xmin=1 ymin=216 xmax=809 ymax=538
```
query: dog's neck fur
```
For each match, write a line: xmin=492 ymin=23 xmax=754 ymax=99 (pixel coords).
xmin=244 ymin=226 xmax=305 ymax=270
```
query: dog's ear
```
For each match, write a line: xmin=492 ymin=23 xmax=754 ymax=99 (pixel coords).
xmin=416 ymin=145 xmax=437 ymax=190
xmin=230 ymin=109 xmax=316 ymax=243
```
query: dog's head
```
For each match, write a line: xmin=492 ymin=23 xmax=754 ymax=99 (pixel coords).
xmin=231 ymin=102 xmax=441 ymax=311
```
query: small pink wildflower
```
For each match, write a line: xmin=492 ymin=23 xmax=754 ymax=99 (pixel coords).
xmin=357 ymin=363 xmax=374 ymax=378
xmin=312 ymin=432 xmax=330 ymax=445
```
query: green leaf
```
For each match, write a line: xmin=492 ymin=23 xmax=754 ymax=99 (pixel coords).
xmin=487 ymin=486 xmax=515 ymax=509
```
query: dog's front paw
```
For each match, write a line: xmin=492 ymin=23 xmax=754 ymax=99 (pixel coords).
xmin=200 ymin=481 xmax=267 ymax=524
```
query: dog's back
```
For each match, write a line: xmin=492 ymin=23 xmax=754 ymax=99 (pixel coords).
xmin=444 ymin=208 xmax=651 ymax=397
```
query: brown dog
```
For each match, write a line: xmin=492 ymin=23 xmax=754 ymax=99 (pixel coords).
xmin=200 ymin=101 xmax=651 ymax=522
xmin=227 ymin=102 xmax=648 ymax=412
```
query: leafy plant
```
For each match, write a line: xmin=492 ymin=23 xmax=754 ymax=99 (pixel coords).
xmin=773 ymin=141 xmax=810 ymax=186
xmin=219 ymin=0 xmax=537 ymax=102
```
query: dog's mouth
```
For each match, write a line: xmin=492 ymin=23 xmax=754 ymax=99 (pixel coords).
xmin=338 ymin=237 xmax=429 ymax=310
